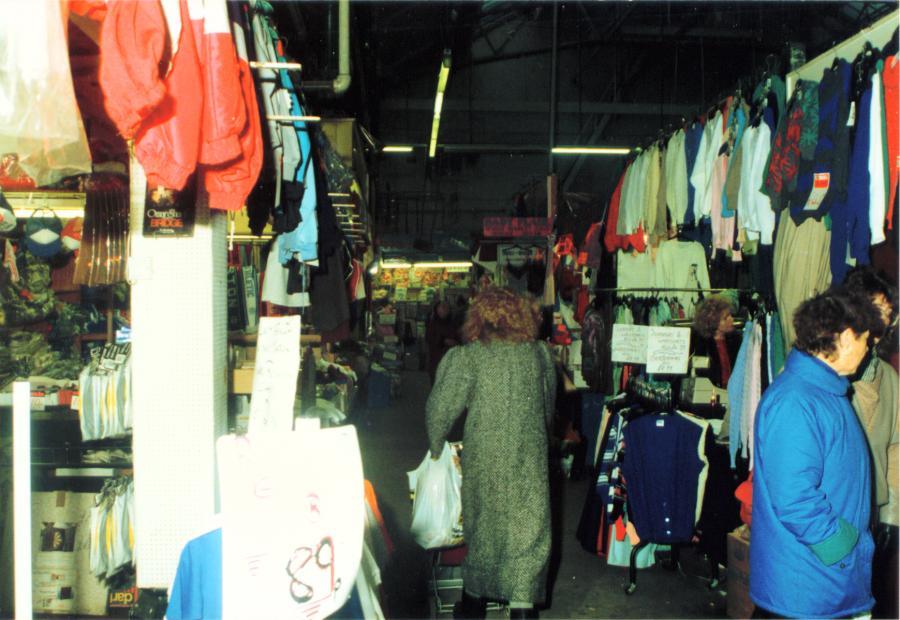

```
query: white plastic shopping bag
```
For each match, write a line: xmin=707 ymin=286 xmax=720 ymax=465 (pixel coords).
xmin=408 ymin=442 xmax=463 ymax=549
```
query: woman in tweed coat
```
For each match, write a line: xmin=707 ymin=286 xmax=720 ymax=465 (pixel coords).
xmin=426 ymin=286 xmax=557 ymax=619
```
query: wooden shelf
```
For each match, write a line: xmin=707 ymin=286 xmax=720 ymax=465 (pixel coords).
xmin=79 ymin=333 xmax=110 ymax=342
xmin=228 ymin=331 xmax=322 ymax=345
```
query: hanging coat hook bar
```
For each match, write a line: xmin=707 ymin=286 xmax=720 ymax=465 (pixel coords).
xmin=267 ymin=114 xmax=322 ymax=123
xmin=250 ymin=61 xmax=303 ymax=71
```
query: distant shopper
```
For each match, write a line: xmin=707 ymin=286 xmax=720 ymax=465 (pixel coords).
xmin=692 ymin=294 xmax=740 ymax=387
xmin=842 ymin=266 xmax=899 ymax=619
xmin=750 ymin=289 xmax=884 ymax=618
xmin=425 ymin=300 xmax=459 ymax=384
xmin=426 ymin=287 xmax=556 ymax=619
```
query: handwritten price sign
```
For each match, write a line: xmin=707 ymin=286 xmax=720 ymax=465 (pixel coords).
xmin=249 ymin=316 xmax=301 ymax=434
xmin=217 ymin=428 xmax=365 ymax=620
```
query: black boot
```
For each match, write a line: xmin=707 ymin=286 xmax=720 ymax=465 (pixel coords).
xmin=453 ymin=591 xmax=487 ymax=619
xmin=508 ymin=607 xmax=538 ymax=619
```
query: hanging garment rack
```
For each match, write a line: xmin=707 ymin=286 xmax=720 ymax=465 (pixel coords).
xmin=595 ymin=287 xmax=750 ymax=293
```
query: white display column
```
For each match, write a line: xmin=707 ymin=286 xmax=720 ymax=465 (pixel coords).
xmin=128 ymin=156 xmax=227 ymax=588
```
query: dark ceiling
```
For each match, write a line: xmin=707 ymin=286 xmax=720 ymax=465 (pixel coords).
xmin=286 ymin=1 xmax=897 ymax=136
xmin=271 ymin=1 xmax=898 ymax=236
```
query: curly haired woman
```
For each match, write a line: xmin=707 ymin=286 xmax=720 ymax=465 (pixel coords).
xmin=692 ymin=295 xmax=740 ymax=387
xmin=425 ymin=286 xmax=557 ymax=619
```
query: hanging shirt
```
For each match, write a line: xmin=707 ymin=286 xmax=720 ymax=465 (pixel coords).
xmin=654 ymin=239 xmax=711 ymax=317
xmin=616 ymin=161 xmax=635 ymax=235
xmin=616 ymin=250 xmax=656 ymax=293
xmin=250 ymin=5 xmax=302 ymax=209
xmin=765 ymin=80 xmax=817 ymax=211
xmin=710 ymin=153 xmax=735 ymax=255
xmin=882 ymin=55 xmax=899 ymax=223
xmin=684 ymin=121 xmax=705 ymax=225
xmin=274 ymin=42 xmax=319 ymax=264
xmin=831 ymin=82 xmax=873 ymax=284
xmin=738 ymin=121 xmax=775 ymax=244
xmin=869 ymin=59 xmax=888 ymax=245
xmin=691 ymin=112 xmax=723 ymax=221
xmin=727 ymin=322 xmax=754 ymax=468
xmin=742 ymin=322 xmax=764 ymax=469
xmin=621 ymin=151 xmax=650 ymax=235
xmin=722 ymin=103 xmax=748 ymax=218
xmin=790 ymin=61 xmax=852 ymax=223
xmin=665 ymin=129 xmax=689 ymax=225
xmin=605 ymin=166 xmax=647 ymax=253
xmin=643 ymin=146 xmax=662 ymax=235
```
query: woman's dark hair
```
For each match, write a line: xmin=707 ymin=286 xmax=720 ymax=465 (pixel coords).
xmin=842 ymin=265 xmax=897 ymax=309
xmin=793 ymin=289 xmax=884 ymax=357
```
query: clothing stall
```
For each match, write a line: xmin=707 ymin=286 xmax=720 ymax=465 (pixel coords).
xmin=566 ymin=7 xmax=898 ymax=616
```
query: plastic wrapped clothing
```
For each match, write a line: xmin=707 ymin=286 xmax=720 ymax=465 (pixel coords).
xmin=0 ymin=0 xmax=92 ymax=186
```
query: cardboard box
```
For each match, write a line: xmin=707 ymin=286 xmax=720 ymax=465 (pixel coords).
xmin=727 ymin=526 xmax=754 ymax=619
xmin=232 ymin=366 xmax=255 ymax=394
xmin=32 ymin=491 xmax=109 ymax=616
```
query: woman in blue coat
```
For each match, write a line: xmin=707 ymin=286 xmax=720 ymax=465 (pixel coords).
xmin=751 ymin=289 xmax=883 ymax=618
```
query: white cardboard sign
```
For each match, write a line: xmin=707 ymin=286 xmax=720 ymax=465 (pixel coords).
xmin=646 ymin=326 xmax=692 ymax=374
xmin=611 ymin=324 xmax=648 ymax=364
xmin=217 ymin=427 xmax=365 ymax=620
xmin=611 ymin=324 xmax=691 ymax=375
xmin=249 ymin=316 xmax=301 ymax=433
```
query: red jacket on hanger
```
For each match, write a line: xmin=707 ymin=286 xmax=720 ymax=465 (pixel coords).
xmin=99 ymin=0 xmax=261 ymax=211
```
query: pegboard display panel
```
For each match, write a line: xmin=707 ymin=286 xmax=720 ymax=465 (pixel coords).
xmin=128 ymin=158 xmax=228 ymax=588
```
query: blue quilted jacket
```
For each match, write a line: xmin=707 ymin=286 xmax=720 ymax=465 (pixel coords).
xmin=750 ymin=350 xmax=874 ymax=618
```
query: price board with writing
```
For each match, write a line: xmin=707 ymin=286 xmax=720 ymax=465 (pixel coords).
xmin=646 ymin=326 xmax=691 ymax=374
xmin=249 ymin=316 xmax=301 ymax=433
xmin=610 ymin=324 xmax=648 ymax=364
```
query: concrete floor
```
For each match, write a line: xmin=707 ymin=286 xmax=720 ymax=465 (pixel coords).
xmin=355 ymin=371 xmax=730 ymax=619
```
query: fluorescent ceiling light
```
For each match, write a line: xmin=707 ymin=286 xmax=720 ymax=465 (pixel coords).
xmin=429 ymin=51 xmax=452 ymax=158
xmin=413 ymin=261 xmax=473 ymax=269
xmin=382 ymin=145 xmax=414 ymax=153
xmin=381 ymin=261 xmax=413 ymax=269
xmin=552 ymin=146 xmax=631 ymax=155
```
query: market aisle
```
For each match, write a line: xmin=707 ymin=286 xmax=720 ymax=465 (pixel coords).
xmin=356 ymin=370 xmax=728 ymax=619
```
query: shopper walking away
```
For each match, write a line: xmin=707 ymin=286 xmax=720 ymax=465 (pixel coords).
xmin=425 ymin=300 xmax=459 ymax=384
xmin=426 ymin=287 xmax=556 ymax=619
xmin=750 ymin=289 xmax=884 ymax=618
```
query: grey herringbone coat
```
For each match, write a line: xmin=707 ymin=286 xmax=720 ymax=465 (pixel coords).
xmin=426 ymin=340 xmax=556 ymax=604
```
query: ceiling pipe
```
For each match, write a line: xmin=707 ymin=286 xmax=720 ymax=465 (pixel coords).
xmin=303 ymin=0 xmax=351 ymax=94
xmin=548 ymin=2 xmax=559 ymax=175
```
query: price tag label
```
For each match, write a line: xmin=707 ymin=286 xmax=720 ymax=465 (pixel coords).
xmin=803 ymin=173 xmax=830 ymax=211
xmin=30 ymin=394 xmax=46 ymax=411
